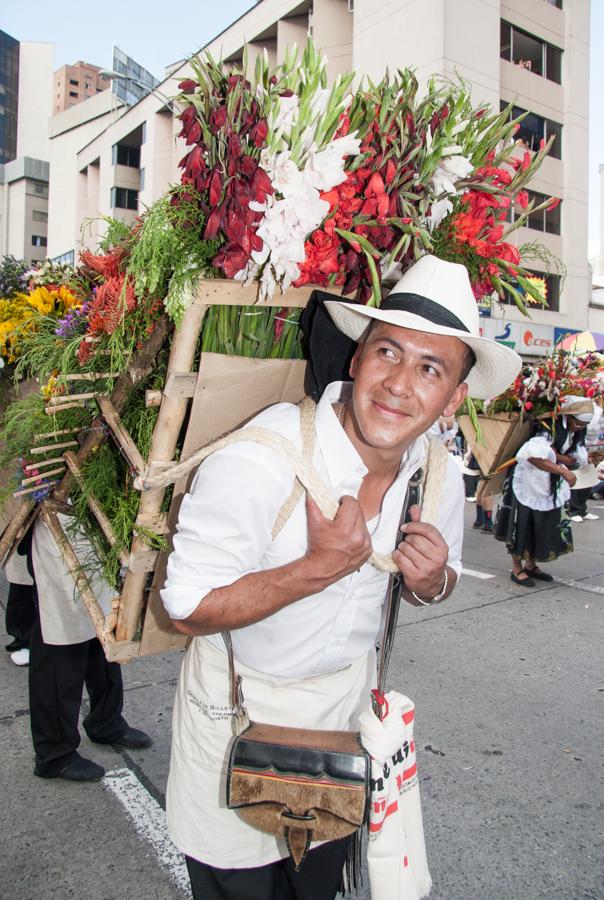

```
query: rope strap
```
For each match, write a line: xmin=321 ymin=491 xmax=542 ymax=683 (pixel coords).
xmin=135 ymin=408 xmax=449 ymax=575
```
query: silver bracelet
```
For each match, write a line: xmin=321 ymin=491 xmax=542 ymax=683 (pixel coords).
xmin=411 ymin=568 xmax=448 ymax=606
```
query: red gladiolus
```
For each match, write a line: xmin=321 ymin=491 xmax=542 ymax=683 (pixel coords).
xmin=366 ymin=172 xmax=386 ymax=197
xmin=547 ymin=197 xmax=560 ymax=212
xmin=516 ymin=190 xmax=529 ymax=210
xmin=524 ymin=401 xmax=533 ymax=410
xmin=250 ymin=119 xmax=268 ymax=148
xmin=178 ymin=79 xmax=197 ymax=93
xmin=209 ymin=170 xmax=223 ymax=207
xmin=185 ymin=120 xmax=202 ymax=146
xmin=204 ymin=209 xmax=222 ymax=240
xmin=521 ymin=151 xmax=531 ymax=171
xmin=210 ymin=106 xmax=227 ymax=133
xmin=385 ymin=159 xmax=396 ymax=185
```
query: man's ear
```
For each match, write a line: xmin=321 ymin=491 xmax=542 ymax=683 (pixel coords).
xmin=349 ymin=342 xmax=364 ymax=379
xmin=442 ymin=382 xmax=469 ymax=418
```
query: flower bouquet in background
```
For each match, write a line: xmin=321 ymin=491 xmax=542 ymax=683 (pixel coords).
xmin=486 ymin=348 xmax=604 ymax=419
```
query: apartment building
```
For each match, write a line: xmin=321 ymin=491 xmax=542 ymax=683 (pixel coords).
xmin=53 ymin=61 xmax=111 ymax=114
xmin=0 ymin=29 xmax=53 ymax=261
xmin=49 ymin=0 xmax=589 ymax=353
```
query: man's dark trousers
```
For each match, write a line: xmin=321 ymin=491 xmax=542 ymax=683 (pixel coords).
xmin=29 ymin=604 xmax=127 ymax=776
xmin=185 ymin=835 xmax=351 ymax=900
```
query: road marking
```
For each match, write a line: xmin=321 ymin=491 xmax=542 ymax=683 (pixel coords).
xmin=463 ymin=568 xmax=495 ymax=580
xmin=103 ymin=767 xmax=190 ymax=896
xmin=553 ymin=578 xmax=604 ymax=596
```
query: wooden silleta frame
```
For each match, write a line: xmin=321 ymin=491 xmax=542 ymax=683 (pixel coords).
xmin=0 ymin=281 xmax=317 ymax=663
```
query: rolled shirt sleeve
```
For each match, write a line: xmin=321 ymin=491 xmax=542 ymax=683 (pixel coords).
xmin=161 ymin=440 xmax=294 ymax=620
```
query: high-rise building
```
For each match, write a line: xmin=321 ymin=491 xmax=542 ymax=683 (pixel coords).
xmin=0 ymin=30 xmax=20 ymax=165
xmin=0 ymin=29 xmax=53 ymax=262
xmin=53 ymin=61 xmax=111 ymax=114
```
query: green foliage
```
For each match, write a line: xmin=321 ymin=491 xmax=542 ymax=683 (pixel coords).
xmin=201 ymin=305 xmax=303 ymax=359
xmin=126 ymin=185 xmax=221 ymax=326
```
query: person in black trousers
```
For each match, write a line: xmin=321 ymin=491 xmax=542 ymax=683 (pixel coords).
xmin=26 ymin=522 xmax=152 ymax=782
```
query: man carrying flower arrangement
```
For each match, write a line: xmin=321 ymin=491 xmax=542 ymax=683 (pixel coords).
xmin=161 ymin=256 xmax=521 ymax=900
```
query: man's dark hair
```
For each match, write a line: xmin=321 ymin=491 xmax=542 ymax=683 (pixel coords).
xmin=459 ymin=344 xmax=476 ymax=384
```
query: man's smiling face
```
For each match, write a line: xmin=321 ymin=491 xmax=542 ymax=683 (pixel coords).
xmin=348 ymin=321 xmax=469 ymax=457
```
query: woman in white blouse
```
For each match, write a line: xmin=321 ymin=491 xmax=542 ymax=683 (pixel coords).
xmin=495 ymin=424 xmax=577 ymax=586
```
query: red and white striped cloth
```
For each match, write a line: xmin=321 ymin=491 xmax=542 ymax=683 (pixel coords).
xmin=359 ymin=692 xmax=431 ymax=899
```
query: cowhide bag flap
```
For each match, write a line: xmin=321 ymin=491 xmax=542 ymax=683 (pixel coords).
xmin=227 ymin=720 xmax=370 ymax=870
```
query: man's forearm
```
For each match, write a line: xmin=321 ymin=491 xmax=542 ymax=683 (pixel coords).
xmin=170 ymin=555 xmax=335 ymax=636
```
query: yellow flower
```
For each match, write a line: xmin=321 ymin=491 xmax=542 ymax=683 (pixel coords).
xmin=56 ymin=285 xmax=81 ymax=312
xmin=26 ymin=286 xmax=56 ymax=316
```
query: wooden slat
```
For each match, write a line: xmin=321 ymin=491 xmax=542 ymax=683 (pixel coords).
xmin=48 ymin=391 xmax=102 ymax=404
xmin=96 ymin=395 xmax=147 ymax=474
xmin=163 ymin=372 xmax=198 ymax=399
xmin=13 ymin=480 xmax=60 ymax=498
xmin=30 ymin=440 xmax=78 ymax=455
xmin=33 ymin=428 xmax=79 ymax=441
xmin=63 ymin=451 xmax=129 ymax=567
xmin=192 ymin=279 xmax=334 ymax=309
xmin=44 ymin=402 xmax=89 ymax=415
xmin=24 ymin=457 xmax=65 ymax=471
xmin=128 ymin=550 xmax=159 ymax=573
xmin=21 ymin=466 xmax=65 ymax=486
xmin=145 ymin=390 xmax=163 ymax=408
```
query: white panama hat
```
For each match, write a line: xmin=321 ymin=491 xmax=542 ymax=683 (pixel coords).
xmin=324 ymin=255 xmax=522 ymax=399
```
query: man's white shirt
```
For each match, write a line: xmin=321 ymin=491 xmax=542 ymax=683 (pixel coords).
xmin=161 ymin=381 xmax=464 ymax=678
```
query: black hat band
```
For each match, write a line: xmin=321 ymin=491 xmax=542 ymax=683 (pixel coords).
xmin=382 ymin=293 xmax=470 ymax=333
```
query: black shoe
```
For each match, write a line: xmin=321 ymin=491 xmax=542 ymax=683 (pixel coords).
xmin=510 ymin=572 xmax=535 ymax=587
xmin=524 ymin=567 xmax=554 ymax=582
xmin=92 ymin=726 xmax=152 ymax=750
xmin=472 ymin=521 xmax=483 ymax=530
xmin=481 ymin=522 xmax=494 ymax=534
xmin=35 ymin=752 xmax=105 ymax=782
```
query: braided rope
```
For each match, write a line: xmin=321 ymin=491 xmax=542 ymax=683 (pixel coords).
xmin=135 ymin=426 xmax=448 ymax=575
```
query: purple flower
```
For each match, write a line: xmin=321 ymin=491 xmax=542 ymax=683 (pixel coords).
xmin=55 ymin=302 xmax=90 ymax=338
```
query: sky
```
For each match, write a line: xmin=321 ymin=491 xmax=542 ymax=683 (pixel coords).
xmin=2 ymin=0 xmax=603 ymax=257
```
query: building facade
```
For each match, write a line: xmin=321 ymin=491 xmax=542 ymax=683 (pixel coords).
xmin=0 ymin=30 xmax=53 ymax=262
xmin=48 ymin=0 xmax=590 ymax=354
xmin=53 ymin=61 xmax=111 ymax=115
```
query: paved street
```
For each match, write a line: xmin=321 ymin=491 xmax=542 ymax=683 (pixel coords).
xmin=1 ymin=501 xmax=603 ymax=900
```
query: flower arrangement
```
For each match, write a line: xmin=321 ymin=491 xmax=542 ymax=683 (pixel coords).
xmin=487 ymin=349 xmax=604 ymax=419
xmin=176 ymin=45 xmax=560 ymax=309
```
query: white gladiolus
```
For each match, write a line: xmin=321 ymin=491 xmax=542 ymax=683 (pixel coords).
xmin=427 ymin=197 xmax=453 ymax=231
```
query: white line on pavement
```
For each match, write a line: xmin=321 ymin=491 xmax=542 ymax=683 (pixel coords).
xmin=553 ymin=578 xmax=604 ymax=595
xmin=103 ymin=767 xmax=190 ymax=896
xmin=463 ymin=568 xmax=495 ymax=580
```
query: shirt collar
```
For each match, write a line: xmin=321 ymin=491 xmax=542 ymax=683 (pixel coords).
xmin=315 ymin=382 xmax=429 ymax=489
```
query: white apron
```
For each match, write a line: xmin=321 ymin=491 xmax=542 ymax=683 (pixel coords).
xmin=32 ymin=516 xmax=114 ymax=646
xmin=167 ymin=636 xmax=376 ymax=869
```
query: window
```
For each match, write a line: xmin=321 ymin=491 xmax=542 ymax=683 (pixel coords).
xmin=85 ymin=82 xmax=91 ymax=90
xmin=32 ymin=235 xmax=48 ymax=247
xmin=52 ymin=250 xmax=75 ymax=265
xmin=111 ymin=187 xmax=138 ymax=210
xmin=69 ymin=78 xmax=79 ymax=86
xmin=32 ymin=210 xmax=48 ymax=222
xmin=506 ymin=270 xmax=561 ymax=312
xmin=507 ymin=190 xmax=561 ymax=234
xmin=69 ymin=91 xmax=78 ymax=98
xmin=500 ymin=102 xmax=562 ymax=160
xmin=112 ymin=143 xmax=141 ymax=168
xmin=33 ymin=182 xmax=48 ymax=196
xmin=141 ymin=121 xmax=147 ymax=145
xmin=500 ymin=20 xmax=562 ymax=84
